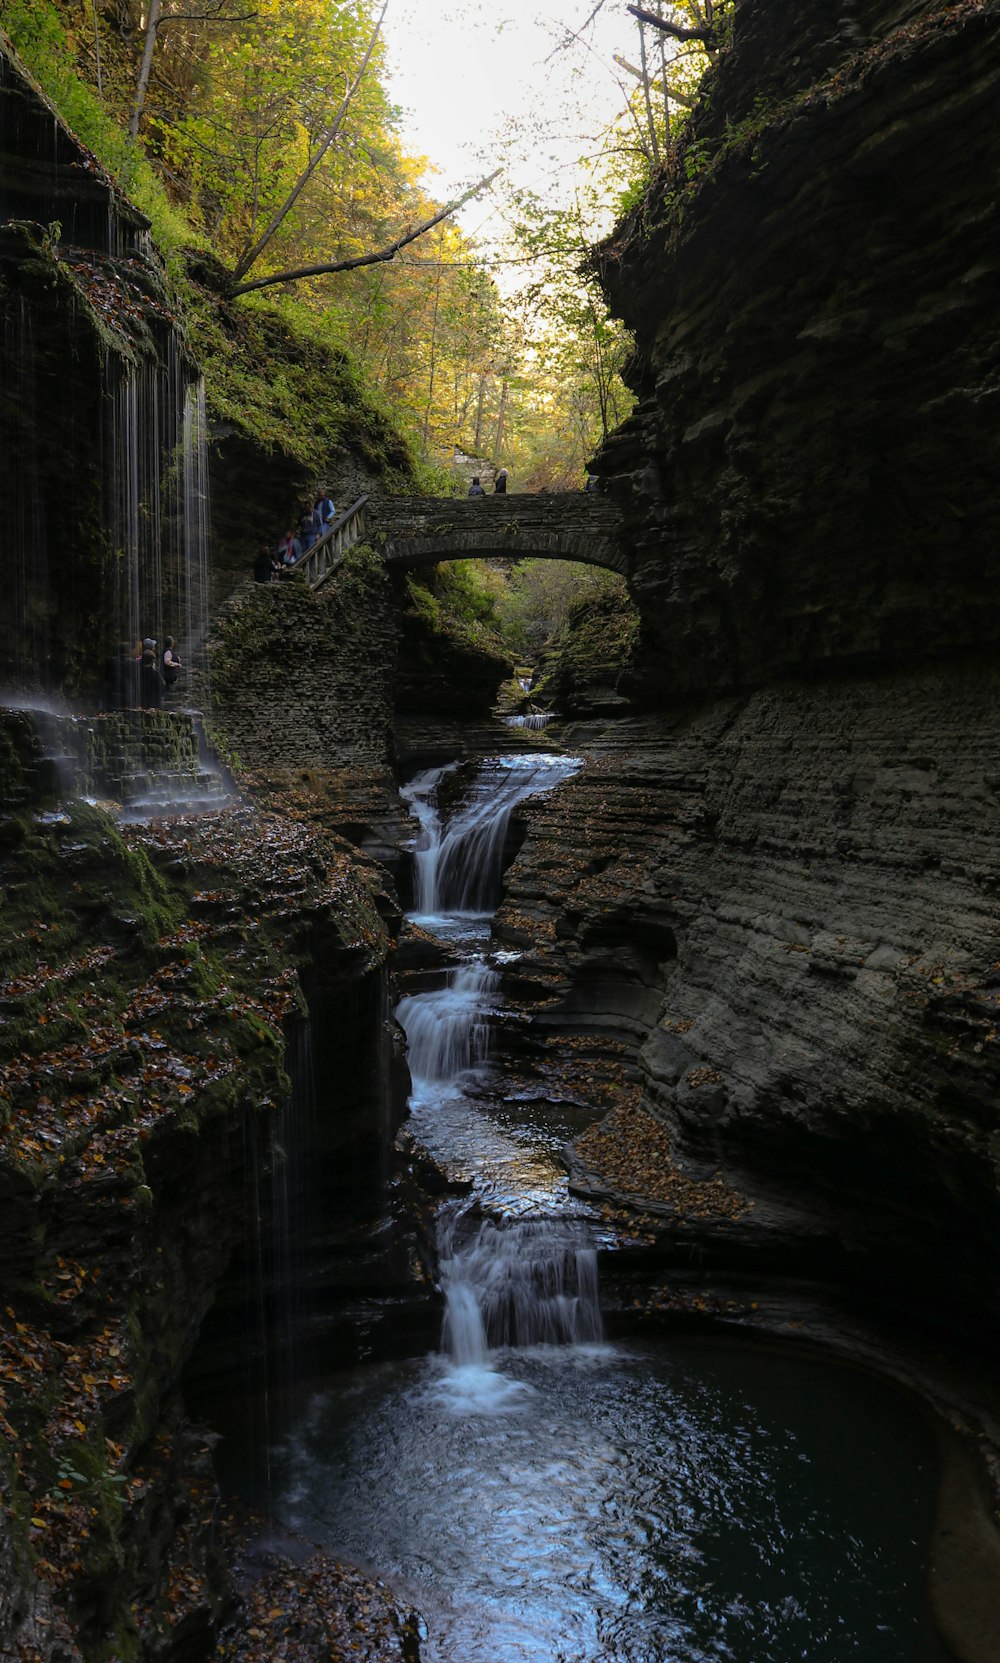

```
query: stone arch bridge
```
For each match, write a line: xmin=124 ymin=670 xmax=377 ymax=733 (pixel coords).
xmin=287 ymin=491 xmax=626 ymax=589
xmin=370 ymin=493 xmax=625 ymax=576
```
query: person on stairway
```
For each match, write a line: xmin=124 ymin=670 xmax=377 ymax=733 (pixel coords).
xmin=277 ymin=528 xmax=301 ymax=567
xmin=468 ymin=476 xmax=486 ymax=497
xmin=313 ymin=492 xmax=336 ymax=535
xmin=494 ymin=467 xmax=509 ymax=494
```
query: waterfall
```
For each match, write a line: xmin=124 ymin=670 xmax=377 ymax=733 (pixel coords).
xmin=106 ymin=346 xmax=210 ymax=694
xmin=396 ymin=959 xmax=498 ymax=1089
xmin=181 ymin=377 xmax=211 ymax=684
xmin=439 ymin=1209 xmax=603 ymax=1358
xmin=396 ymin=748 xmax=603 ymax=1383
xmin=401 ymin=752 xmax=580 ymax=916
xmin=505 ymin=712 xmax=552 ymax=730
xmin=1 ymin=288 xmax=210 ymax=703
xmin=2 ymin=298 xmax=51 ymax=691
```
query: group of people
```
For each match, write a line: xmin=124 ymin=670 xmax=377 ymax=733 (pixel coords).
xmin=466 ymin=469 xmax=602 ymax=495
xmin=103 ymin=635 xmax=183 ymax=711
xmin=468 ymin=468 xmax=508 ymax=497
xmin=254 ymin=492 xmax=337 ymax=583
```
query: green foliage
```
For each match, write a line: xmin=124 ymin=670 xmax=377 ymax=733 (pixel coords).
xmin=531 ymin=583 xmax=640 ymax=710
xmin=495 ymin=561 xmax=628 ymax=658
xmin=185 ymin=276 xmax=417 ymax=483
xmin=0 ymin=0 xmax=197 ymax=262
xmin=404 ymin=562 xmax=507 ymax=659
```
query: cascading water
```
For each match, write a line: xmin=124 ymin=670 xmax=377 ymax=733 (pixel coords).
xmin=268 ymin=747 xmax=948 ymax=1663
xmin=401 ymin=752 xmax=579 ymax=918
xmin=439 ymin=1207 xmax=602 ymax=1363
xmin=505 ymin=711 xmax=552 ymax=730
xmin=396 ymin=959 xmax=499 ymax=1089
xmin=395 ymin=749 xmax=602 ymax=1376
xmin=106 ymin=346 xmax=211 ymax=687
xmin=181 ymin=377 xmax=211 ymax=689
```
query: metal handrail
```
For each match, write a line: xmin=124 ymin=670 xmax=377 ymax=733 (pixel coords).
xmin=286 ymin=495 xmax=370 ymax=590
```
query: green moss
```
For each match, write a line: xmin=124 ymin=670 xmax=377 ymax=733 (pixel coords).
xmin=403 ymin=562 xmax=509 ymax=660
xmin=183 ymin=264 xmax=418 ymax=486
xmin=531 ymin=585 xmax=640 ymax=709
xmin=1 ymin=7 xmax=195 ymax=265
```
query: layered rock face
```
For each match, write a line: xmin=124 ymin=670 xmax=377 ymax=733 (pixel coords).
xmin=597 ymin=0 xmax=1000 ymax=702
xmin=494 ymin=0 xmax=1000 ymax=1360
xmin=0 ymin=42 xmax=208 ymax=701
xmin=499 ymin=668 xmax=1000 ymax=1340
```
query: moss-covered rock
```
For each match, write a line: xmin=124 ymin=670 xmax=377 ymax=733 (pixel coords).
xmin=531 ymin=584 xmax=640 ymax=717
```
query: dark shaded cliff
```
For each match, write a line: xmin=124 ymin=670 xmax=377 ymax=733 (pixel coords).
xmin=596 ymin=0 xmax=1000 ymax=701
xmin=0 ymin=707 xmax=396 ymax=1660
xmin=488 ymin=5 xmax=1000 ymax=1556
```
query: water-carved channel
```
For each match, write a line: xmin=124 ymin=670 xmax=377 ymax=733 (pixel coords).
xmin=244 ymin=752 xmax=948 ymax=1662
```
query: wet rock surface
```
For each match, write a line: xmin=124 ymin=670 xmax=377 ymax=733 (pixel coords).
xmin=214 ymin=1508 xmax=422 ymax=1663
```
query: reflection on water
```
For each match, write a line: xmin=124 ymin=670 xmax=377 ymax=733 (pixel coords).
xmin=276 ymin=1338 xmax=946 ymax=1663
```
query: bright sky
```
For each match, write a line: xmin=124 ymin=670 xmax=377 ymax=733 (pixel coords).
xmin=383 ymin=0 xmax=640 ymax=231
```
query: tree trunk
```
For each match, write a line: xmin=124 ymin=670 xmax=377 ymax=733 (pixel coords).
xmin=493 ymin=378 xmax=509 ymax=463
xmin=129 ymin=0 xmax=162 ymax=141
xmin=474 ymin=374 xmax=488 ymax=453
xmin=637 ymin=18 xmax=661 ymax=166
xmin=420 ymin=230 xmax=444 ymax=460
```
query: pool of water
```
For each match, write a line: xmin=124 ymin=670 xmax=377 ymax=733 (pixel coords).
xmin=265 ymin=1335 xmax=947 ymax=1663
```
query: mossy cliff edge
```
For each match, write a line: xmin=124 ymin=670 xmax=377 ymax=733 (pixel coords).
xmin=0 ymin=40 xmax=419 ymax=1662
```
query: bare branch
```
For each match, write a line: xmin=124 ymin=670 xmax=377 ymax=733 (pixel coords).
xmin=544 ymin=0 xmax=609 ymax=62
xmin=627 ymin=4 xmax=715 ymax=44
xmin=156 ymin=10 xmax=258 ymax=23
xmin=231 ymin=0 xmax=388 ymax=283
xmin=230 ymin=170 xmax=502 ymax=297
xmin=613 ymin=53 xmax=697 ymax=107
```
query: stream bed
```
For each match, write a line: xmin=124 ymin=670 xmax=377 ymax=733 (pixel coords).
xmin=232 ymin=751 xmax=951 ymax=1663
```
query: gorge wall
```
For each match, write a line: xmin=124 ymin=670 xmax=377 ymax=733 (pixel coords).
xmin=596 ymin=0 xmax=999 ymax=702
xmin=0 ymin=40 xmax=420 ymax=1660
xmin=497 ymin=0 xmax=1000 ymax=1388
xmin=4 ymin=1 xmax=1000 ymax=1656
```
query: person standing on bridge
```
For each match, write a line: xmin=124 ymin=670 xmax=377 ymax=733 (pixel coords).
xmin=494 ymin=467 xmax=509 ymax=494
xmin=468 ymin=476 xmax=486 ymax=497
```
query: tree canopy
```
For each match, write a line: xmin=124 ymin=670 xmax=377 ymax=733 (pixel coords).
xmin=0 ymin=0 xmax=718 ymax=487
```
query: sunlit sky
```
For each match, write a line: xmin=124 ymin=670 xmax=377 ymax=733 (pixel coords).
xmin=383 ymin=0 xmax=641 ymax=237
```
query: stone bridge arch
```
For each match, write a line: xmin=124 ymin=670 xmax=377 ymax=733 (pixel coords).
xmin=370 ymin=493 xmax=626 ymax=576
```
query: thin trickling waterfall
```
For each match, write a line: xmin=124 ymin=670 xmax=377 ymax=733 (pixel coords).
xmin=106 ymin=348 xmax=211 ymax=686
xmin=396 ymin=749 xmax=602 ymax=1370
xmin=181 ymin=377 xmax=211 ymax=683
xmin=3 ymin=298 xmax=51 ymax=689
